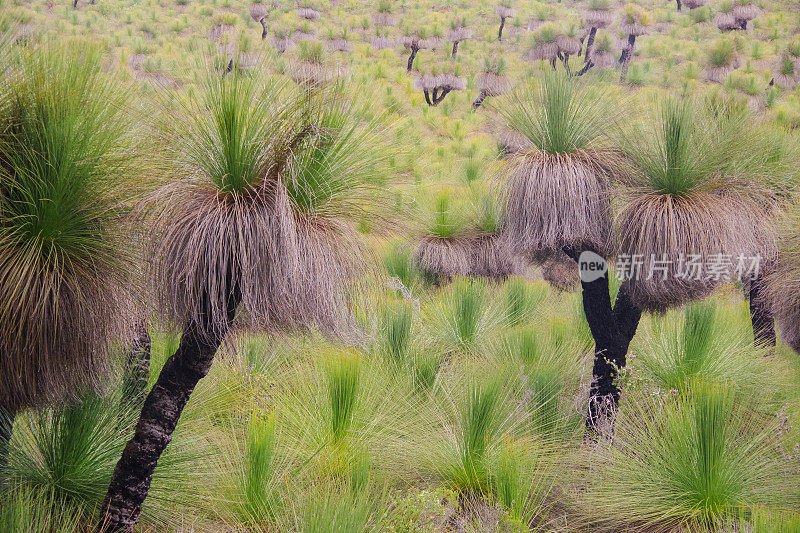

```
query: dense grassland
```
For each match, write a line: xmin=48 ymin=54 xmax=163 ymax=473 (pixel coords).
xmin=3 ymin=0 xmax=800 ymax=531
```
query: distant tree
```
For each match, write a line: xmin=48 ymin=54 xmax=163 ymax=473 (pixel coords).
xmin=401 ymin=30 xmax=440 ymax=72
xmin=703 ymin=38 xmax=739 ymax=83
xmin=446 ymin=18 xmax=473 ymax=57
xmin=249 ymin=4 xmax=269 ymax=39
xmin=581 ymin=0 xmax=613 ymax=64
xmin=496 ymin=3 xmax=515 ymax=41
xmin=618 ymin=4 xmax=652 ymax=81
xmin=473 ymin=57 xmax=510 ymax=109
xmin=415 ymin=72 xmax=466 ymax=106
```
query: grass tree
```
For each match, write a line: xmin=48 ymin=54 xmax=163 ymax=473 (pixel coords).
xmin=0 ymin=43 xmax=140 ymax=463
xmin=493 ymin=74 xmax=635 ymax=425
xmin=97 ymin=69 xmax=390 ymax=531
xmin=577 ymin=31 xmax=617 ymax=75
xmin=616 ymin=96 xmax=792 ymax=348
xmin=401 ymin=29 xmax=440 ymax=72
xmin=446 ymin=17 xmax=472 ymax=57
xmin=415 ymin=71 xmax=467 ymax=107
xmin=249 ymin=4 xmax=269 ymax=40
xmin=524 ymin=24 xmax=560 ymax=69
xmin=473 ymin=57 xmax=510 ymax=110
xmin=581 ymin=0 xmax=613 ymax=60
xmin=618 ymin=4 xmax=652 ymax=81
xmin=767 ymin=208 xmax=800 ymax=352
xmin=495 ymin=2 xmax=515 ymax=41
xmin=704 ymin=38 xmax=740 ymax=83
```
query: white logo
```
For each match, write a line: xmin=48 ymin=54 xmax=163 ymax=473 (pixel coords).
xmin=578 ymin=251 xmax=607 ymax=282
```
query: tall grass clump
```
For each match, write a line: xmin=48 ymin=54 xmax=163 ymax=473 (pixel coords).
xmin=380 ymin=301 xmax=414 ymax=366
xmin=582 ymin=379 xmax=796 ymax=530
xmin=433 ymin=278 xmax=495 ymax=352
xmin=502 ymin=278 xmax=548 ymax=327
xmin=327 ymin=355 xmax=361 ymax=445
xmin=633 ymin=300 xmax=775 ymax=395
xmin=383 ymin=241 xmax=419 ymax=289
xmin=239 ymin=412 xmax=279 ymax=526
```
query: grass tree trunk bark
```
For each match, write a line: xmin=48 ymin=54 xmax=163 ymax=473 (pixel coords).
xmin=472 ymin=90 xmax=488 ymax=109
xmin=618 ymin=34 xmax=636 ymax=81
xmin=583 ymin=27 xmax=597 ymax=61
xmin=97 ymin=288 xmax=240 ymax=532
xmin=563 ymin=247 xmax=641 ymax=428
xmin=498 ymin=17 xmax=506 ymax=41
xmin=748 ymin=274 xmax=776 ymax=350
xmin=452 ymin=41 xmax=459 ymax=57
xmin=260 ymin=19 xmax=268 ymax=39
xmin=406 ymin=47 xmax=418 ymax=72
xmin=676 ymin=0 xmax=682 ymax=10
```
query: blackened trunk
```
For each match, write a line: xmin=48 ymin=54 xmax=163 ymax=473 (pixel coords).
xmin=618 ymin=34 xmax=636 ymax=81
xmin=739 ymin=19 xmax=747 ymax=30
xmin=550 ymin=57 xmax=557 ymax=70
xmin=563 ymin=247 xmax=641 ymax=427
xmin=472 ymin=90 xmax=488 ymax=109
xmin=432 ymin=88 xmax=451 ymax=105
xmin=577 ymin=59 xmax=594 ymax=76
xmin=584 ymin=27 xmax=597 ymax=60
xmin=423 ymin=89 xmax=432 ymax=106
xmin=120 ymin=324 xmax=151 ymax=411
xmin=98 ymin=290 xmax=240 ymax=532
xmin=260 ymin=18 xmax=268 ymax=39
xmin=73 ymin=0 xmax=78 ymax=7
xmin=498 ymin=17 xmax=506 ymax=41
xmin=0 ymin=406 xmax=13 ymax=470
xmin=562 ymin=53 xmax=571 ymax=75
xmin=676 ymin=0 xmax=682 ymax=10
xmin=748 ymin=274 xmax=776 ymax=350
xmin=452 ymin=41 xmax=459 ymax=57
xmin=406 ymin=47 xmax=418 ymax=71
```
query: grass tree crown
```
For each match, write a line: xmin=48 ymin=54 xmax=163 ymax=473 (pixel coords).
xmin=493 ymin=73 xmax=620 ymax=260
xmin=0 ymin=42 xmax=140 ymax=412
xmin=148 ymin=67 xmax=391 ymax=339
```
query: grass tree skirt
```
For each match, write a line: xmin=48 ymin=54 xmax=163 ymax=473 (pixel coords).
xmin=503 ymin=153 xmax=614 ymax=262
xmin=615 ymin=192 xmax=764 ymax=313
xmin=413 ymin=233 xmax=520 ymax=284
xmin=767 ymin=225 xmax=800 ymax=353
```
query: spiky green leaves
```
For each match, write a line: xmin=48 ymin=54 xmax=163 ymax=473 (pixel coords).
xmin=0 ymin=43 xmax=138 ymax=411
xmin=150 ymin=70 xmax=390 ymax=338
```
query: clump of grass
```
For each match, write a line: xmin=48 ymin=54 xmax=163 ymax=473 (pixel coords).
xmin=410 ymin=352 xmax=442 ymax=392
xmin=380 ymin=301 xmax=414 ymax=366
xmin=503 ymin=278 xmax=547 ymax=327
xmin=440 ymin=279 xmax=490 ymax=351
xmin=326 ymin=354 xmax=361 ymax=444
xmin=634 ymin=301 xmax=775 ymax=395
xmin=240 ymin=412 xmax=278 ymax=524
xmin=383 ymin=241 xmax=419 ymax=289
xmin=444 ymin=381 xmax=503 ymax=494
xmin=582 ymin=379 xmax=793 ymax=530
xmin=708 ymin=39 xmax=736 ymax=67
xmin=492 ymin=440 xmax=552 ymax=525
xmin=0 ymin=489 xmax=83 ymax=532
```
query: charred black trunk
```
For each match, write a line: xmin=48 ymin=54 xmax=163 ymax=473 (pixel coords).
xmin=577 ymin=59 xmax=594 ymax=76
xmin=472 ymin=90 xmax=488 ymax=109
xmin=583 ymin=27 xmax=597 ymax=60
xmin=676 ymin=0 xmax=682 ymax=10
xmin=423 ymin=89 xmax=432 ymax=106
xmin=739 ymin=19 xmax=747 ymax=30
xmin=618 ymin=34 xmax=636 ymax=81
xmin=431 ymin=88 xmax=451 ymax=105
xmin=562 ymin=53 xmax=572 ymax=75
xmin=452 ymin=41 xmax=459 ymax=57
xmin=748 ymin=274 xmax=776 ymax=350
xmin=259 ymin=18 xmax=268 ymax=40
xmin=0 ymin=406 xmax=13 ymax=470
xmin=563 ymin=247 xmax=641 ymax=427
xmin=73 ymin=0 xmax=78 ymax=7
xmin=97 ymin=287 xmax=240 ymax=532
xmin=498 ymin=17 xmax=506 ymax=41
xmin=406 ymin=47 xmax=418 ymax=72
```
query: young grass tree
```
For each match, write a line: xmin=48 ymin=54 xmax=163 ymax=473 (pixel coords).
xmin=473 ymin=57 xmax=510 ymax=110
xmin=618 ymin=4 xmax=652 ymax=81
xmin=493 ymin=73 xmax=635 ymax=425
xmin=97 ymin=69 xmax=390 ymax=531
xmin=0 ymin=43 xmax=140 ymax=462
